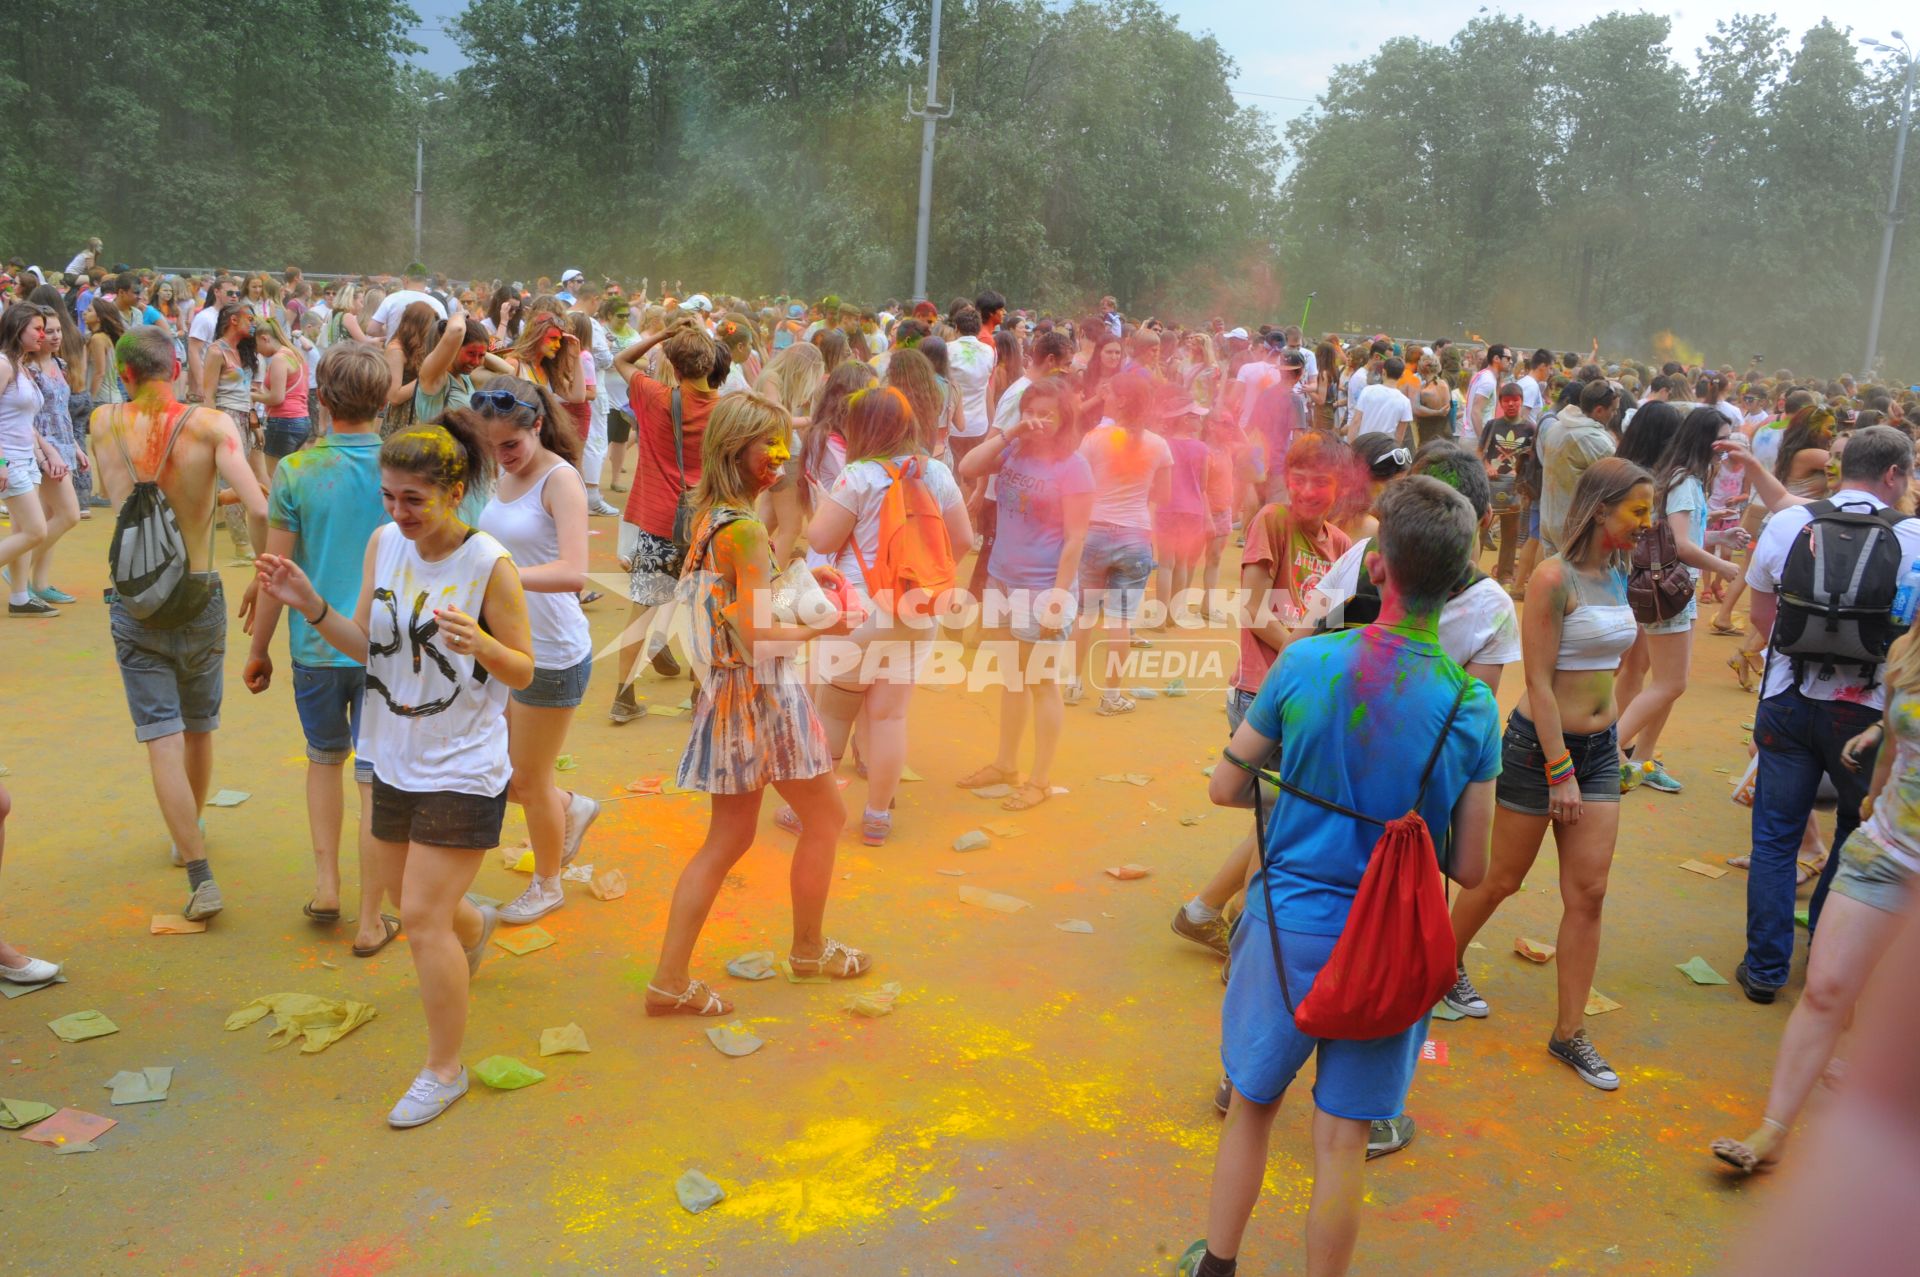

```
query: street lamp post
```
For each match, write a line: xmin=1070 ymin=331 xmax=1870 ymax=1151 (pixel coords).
xmin=907 ymin=0 xmax=954 ymax=303
xmin=1862 ymin=33 xmax=1916 ymax=380
xmin=413 ymin=92 xmax=447 ymax=265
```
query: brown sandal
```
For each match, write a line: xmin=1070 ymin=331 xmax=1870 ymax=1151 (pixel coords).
xmin=955 ymin=763 xmax=1018 ymax=790
xmin=787 ymin=938 xmax=871 ymax=980
xmin=644 ymin=979 xmax=732 ymax=1017
xmin=1001 ymin=782 xmax=1050 ymax=812
xmin=1711 ymin=1119 xmax=1786 ymax=1175
xmin=351 ymin=914 xmax=402 ymax=958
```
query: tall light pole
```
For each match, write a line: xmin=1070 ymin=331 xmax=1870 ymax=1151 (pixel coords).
xmin=907 ymin=0 xmax=954 ymax=303
xmin=414 ymin=91 xmax=447 ymax=264
xmin=1862 ymin=33 xmax=1915 ymax=379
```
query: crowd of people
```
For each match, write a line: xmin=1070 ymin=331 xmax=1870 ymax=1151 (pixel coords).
xmin=2 ymin=241 xmax=1919 ymax=1272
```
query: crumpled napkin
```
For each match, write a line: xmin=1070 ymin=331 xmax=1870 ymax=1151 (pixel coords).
xmin=225 ymin=993 xmax=377 ymax=1053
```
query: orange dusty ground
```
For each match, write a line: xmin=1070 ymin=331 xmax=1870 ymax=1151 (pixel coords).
xmin=1 ymin=516 xmax=1807 ymax=1274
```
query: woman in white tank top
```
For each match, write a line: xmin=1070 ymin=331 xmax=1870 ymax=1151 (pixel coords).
xmin=471 ymin=378 xmax=600 ymax=926
xmin=255 ymin=417 xmax=535 ymax=1130
xmin=0 ymin=304 xmax=57 ymax=616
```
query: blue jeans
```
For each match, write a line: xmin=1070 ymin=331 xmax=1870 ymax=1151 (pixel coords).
xmin=1743 ymin=687 xmax=1881 ymax=987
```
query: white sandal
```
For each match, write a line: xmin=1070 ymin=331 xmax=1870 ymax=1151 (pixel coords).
xmin=787 ymin=938 xmax=872 ymax=980
xmin=644 ymin=979 xmax=732 ymax=1018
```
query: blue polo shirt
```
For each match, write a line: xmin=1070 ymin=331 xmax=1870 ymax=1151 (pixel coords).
xmin=268 ymin=432 xmax=389 ymax=669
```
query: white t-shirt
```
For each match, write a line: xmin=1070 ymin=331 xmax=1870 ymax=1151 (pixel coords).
xmin=1747 ymin=422 xmax=1786 ymax=508
xmin=369 ymin=289 xmax=446 ymax=333
xmin=1519 ymin=375 xmax=1545 ymax=414
xmin=1746 ymin=489 xmax=1920 ymax=708
xmin=1236 ymin=360 xmax=1281 ymax=429
xmin=947 ymin=335 xmax=996 ymax=439
xmin=1467 ymin=368 xmax=1499 ymax=429
xmin=1079 ymin=424 xmax=1173 ymax=528
xmin=986 ymin=375 xmax=1034 ymax=503
xmin=1345 ymin=367 xmax=1371 ymax=415
xmin=64 ymin=250 xmax=93 ymax=275
xmin=188 ymin=305 xmax=220 ymax=345
xmin=1350 ymin=383 xmax=1414 ymax=441
xmin=1307 ymin=539 xmax=1522 ymax=669
xmin=1713 ymin=399 xmax=1743 ymax=431
xmin=827 ymin=455 xmax=966 ymax=593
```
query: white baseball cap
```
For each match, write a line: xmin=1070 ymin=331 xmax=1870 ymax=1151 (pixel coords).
xmin=560 ymin=268 xmax=585 ymax=285
xmin=682 ymin=293 xmax=713 ymax=313
xmin=1226 ymin=327 xmax=1249 ymax=341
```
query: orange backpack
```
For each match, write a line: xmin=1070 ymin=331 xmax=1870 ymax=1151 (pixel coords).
xmin=850 ymin=457 xmax=957 ymax=622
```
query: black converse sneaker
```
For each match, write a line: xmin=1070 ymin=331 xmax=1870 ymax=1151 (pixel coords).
xmin=1548 ymin=1029 xmax=1620 ymax=1091
xmin=1443 ymin=966 xmax=1489 ymax=1018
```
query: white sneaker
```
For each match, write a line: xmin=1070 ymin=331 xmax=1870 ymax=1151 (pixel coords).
xmin=499 ymin=880 xmax=565 ymax=925
xmin=0 ymin=955 xmax=60 ymax=983
xmin=464 ymin=903 xmax=499 ymax=974
xmin=588 ymin=499 xmax=621 ymax=517
xmin=561 ymin=792 xmax=600 ymax=867
xmin=387 ymin=1067 xmax=469 ymax=1128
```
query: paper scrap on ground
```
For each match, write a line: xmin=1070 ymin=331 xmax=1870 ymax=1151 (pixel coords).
xmin=952 ymin=830 xmax=990 ymax=852
xmin=971 ymin=784 xmax=1013 ymax=799
xmin=1430 ymin=1001 xmax=1465 ymax=1022
xmin=474 ymin=1055 xmax=545 ymax=1089
xmin=559 ymin=863 xmax=594 ymax=884
xmin=1679 ymin=859 xmax=1730 ymax=880
xmin=676 ymin=1169 xmax=725 ymax=1214
xmin=150 ymin=914 xmax=206 ymax=935
xmin=846 ymin=982 xmax=903 ymax=1017
xmin=1054 ymin=919 xmax=1095 ymax=934
xmin=1420 ymin=1039 xmax=1450 ymax=1065
xmin=494 ymin=926 xmax=555 ymax=956
xmin=957 ymin=885 xmax=1031 ymax=913
xmin=539 ymin=1023 xmax=591 ymax=1057
xmin=726 ymin=951 xmax=778 ymax=981
xmin=705 ymin=1021 xmax=765 ymax=1057
xmin=649 ymin=705 xmax=687 ymax=718
xmin=54 ymin=1141 xmax=98 ymax=1155
xmin=590 ymin=869 xmax=627 ymax=900
xmin=1098 ymin=773 xmax=1153 ymax=786
xmin=18 ymin=1108 xmax=115 ymax=1148
xmin=1794 ymin=908 xmax=1810 ymax=928
xmin=1166 ymin=679 xmax=1188 ymax=697
xmin=104 ymin=1067 xmax=174 ymax=1105
xmin=981 ymin=821 xmax=1022 ymax=838
xmin=1677 ymin=956 xmax=1729 ymax=985
xmin=225 ymin=993 xmax=376 ymax=1053
xmin=1105 ymin=864 xmax=1152 ymax=881
xmin=207 ymin=789 xmax=250 ymax=807
xmin=625 ymin=776 xmax=664 ymax=795
xmin=935 ymin=868 xmax=967 ymax=877
xmin=781 ymin=960 xmax=832 ymax=984
xmin=554 ymin=754 xmax=579 ymax=771
xmin=503 ymin=848 xmax=535 ymax=873
xmin=1179 ymin=814 xmax=1207 ymax=827
xmin=47 ymin=1010 xmax=119 ymax=1043
xmin=0 ymin=972 xmax=65 ymax=999
xmin=900 ymin=765 xmax=923 ymax=783
xmin=1585 ymin=989 xmax=1623 ymax=1016
xmin=1514 ymin=937 xmax=1556 ymax=963
xmin=0 ymin=1098 xmax=57 ymax=1129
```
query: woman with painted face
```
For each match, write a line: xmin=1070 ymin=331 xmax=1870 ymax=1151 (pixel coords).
xmin=253 ymin=416 xmax=534 ymax=1128
xmin=253 ymin=317 xmax=310 ymax=472
xmin=414 ymin=307 xmax=502 ymax=425
xmin=1446 ymin=458 xmax=1653 ymax=1091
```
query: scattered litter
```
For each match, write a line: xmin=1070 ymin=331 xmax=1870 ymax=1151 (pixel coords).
xmin=935 ymin=868 xmax=967 ymax=877
xmin=54 ymin=1140 xmax=99 ymax=1155
xmin=900 ymin=765 xmax=924 ymax=783
xmin=1584 ymin=989 xmax=1623 ymax=1016
xmin=649 ymin=705 xmax=688 ymax=719
xmin=0 ymin=973 xmax=65 ymax=1000
xmin=957 ymin=885 xmax=1032 ymax=913
xmin=494 ymin=926 xmax=555 ymax=956
xmin=971 ymin=784 xmax=1013 ymax=799
xmin=539 ymin=1023 xmax=591 ymax=1057
xmin=150 ymin=914 xmax=206 ymax=935
xmin=554 ymin=754 xmax=579 ymax=772
xmin=103 ymin=1067 xmax=173 ymax=1106
xmin=725 ymin=952 xmax=778 ymax=981
xmin=1179 ymin=814 xmax=1207 ymax=827
xmin=498 ymin=842 xmax=534 ymax=872
xmin=1677 ymin=956 xmax=1729 ymax=986
xmin=1098 ymin=773 xmax=1152 ymax=786
xmin=47 ymin=1011 xmax=120 ymax=1043
xmin=845 ymin=983 xmax=902 ymax=1017
xmin=1794 ymin=907 xmax=1810 ymax=928
xmin=1049 ymin=785 xmax=1070 ymax=795
xmin=19 ymin=1108 xmax=115 ymax=1149
xmin=473 ymin=1055 xmax=545 ymax=1089
xmin=1468 ymin=941 xmax=1486 ymax=950
xmin=981 ymin=821 xmax=1022 ymax=838
xmin=1419 ymin=1039 xmax=1450 ymax=1065
xmin=1147 ymin=800 xmax=1167 ymax=812
xmin=560 ymin=863 xmax=594 ymax=884
xmin=1128 ymin=687 xmax=1160 ymax=700
xmin=1105 ymin=864 xmax=1152 ymax=881
xmin=207 ymin=789 xmax=250 ymax=807
xmin=952 ymin=830 xmax=990 ymax=853
xmin=676 ymin=1169 xmax=726 ymax=1214
xmin=590 ymin=869 xmax=628 ymax=901
xmin=704 ymin=1021 xmax=764 ymax=1057
xmin=225 ymin=993 xmax=376 ymax=1053
xmin=1053 ymin=919 xmax=1094 ymax=934
xmin=1679 ymin=859 xmax=1729 ymax=880
xmin=1513 ymin=937 xmax=1556 ymax=963
xmin=781 ymin=960 xmax=831 ymax=984
xmin=1166 ymin=679 xmax=1187 ymax=697
xmin=625 ymin=776 xmax=664 ymax=795
xmin=0 ymin=1099 xmax=56 ymax=1130
xmin=1431 ymin=1001 xmax=1465 ymax=1022
xmin=319 ymin=960 xmax=339 ymax=970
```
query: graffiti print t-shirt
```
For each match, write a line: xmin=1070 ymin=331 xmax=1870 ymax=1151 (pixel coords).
xmin=1233 ymin=505 xmax=1350 ymax=693
xmin=359 ymin=523 xmax=512 ymax=796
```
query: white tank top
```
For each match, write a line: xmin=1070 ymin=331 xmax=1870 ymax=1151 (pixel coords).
xmin=361 ymin=524 xmax=513 ymax=798
xmin=0 ymin=358 xmax=45 ymax=456
xmin=477 ymin=461 xmax=593 ymax=669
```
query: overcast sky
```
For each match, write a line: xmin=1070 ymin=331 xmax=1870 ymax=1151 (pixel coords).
xmin=405 ymin=0 xmax=1910 ymax=135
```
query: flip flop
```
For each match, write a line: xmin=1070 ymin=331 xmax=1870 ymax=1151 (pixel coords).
xmin=303 ymin=900 xmax=342 ymax=923
xmin=351 ymin=913 xmax=402 ymax=958
xmin=1708 ymin=622 xmax=1743 ymax=636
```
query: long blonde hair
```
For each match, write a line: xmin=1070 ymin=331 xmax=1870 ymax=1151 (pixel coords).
xmin=255 ymin=317 xmax=305 ymax=377
xmin=1559 ymin=457 xmax=1652 ymax=570
xmin=695 ymin=392 xmax=791 ymax=514
xmin=753 ymin=342 xmax=825 ymax=418
xmin=1887 ymin=624 xmax=1920 ymax=695
xmin=509 ymin=309 xmax=580 ymax=399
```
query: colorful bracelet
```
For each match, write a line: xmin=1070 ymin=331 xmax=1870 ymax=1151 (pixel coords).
xmin=1544 ymin=753 xmax=1575 ymax=785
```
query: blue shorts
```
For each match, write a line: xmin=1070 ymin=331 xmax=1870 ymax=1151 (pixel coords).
xmin=1079 ymin=524 xmax=1153 ymax=624
xmin=264 ymin=416 xmax=310 ymax=459
xmin=111 ymin=579 xmax=225 ymax=742
xmin=292 ymin=662 xmax=373 ymax=781
xmin=511 ymin=653 xmax=593 ymax=708
xmin=1220 ymin=917 xmax=1429 ymax=1119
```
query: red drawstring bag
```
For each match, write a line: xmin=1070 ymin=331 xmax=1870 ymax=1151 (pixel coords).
xmin=1232 ymin=680 xmax=1468 ymax=1041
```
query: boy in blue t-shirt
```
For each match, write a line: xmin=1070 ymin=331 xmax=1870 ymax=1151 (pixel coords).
xmin=242 ymin=343 xmax=399 ymax=956
xmin=1188 ymin=475 xmax=1501 ymax=1277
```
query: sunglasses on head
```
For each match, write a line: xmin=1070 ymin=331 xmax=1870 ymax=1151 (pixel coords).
xmin=471 ymin=388 xmax=539 ymax=415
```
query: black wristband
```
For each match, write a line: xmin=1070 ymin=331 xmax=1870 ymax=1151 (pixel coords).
xmin=307 ymin=598 xmax=329 ymax=627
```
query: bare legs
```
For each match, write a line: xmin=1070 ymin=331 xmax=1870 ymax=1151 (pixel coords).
xmin=26 ymin=472 xmax=78 ymax=592
xmin=0 ymin=489 xmax=49 ymax=596
xmin=982 ymin=640 xmax=1069 ymax=790
xmin=145 ymin=730 xmax=213 ymax=865
xmin=394 ymin=840 xmax=486 ymax=1082
xmin=1617 ymin=627 xmax=1693 ymax=765
xmin=1205 ymin=1087 xmax=1371 ymax=1276
xmin=506 ymin=699 xmax=577 ymax=879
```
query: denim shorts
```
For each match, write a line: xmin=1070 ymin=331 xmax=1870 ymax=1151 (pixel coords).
xmin=292 ymin=662 xmax=373 ymax=781
xmin=1495 ymin=709 xmax=1620 ymax=815
xmin=1226 ymin=686 xmax=1258 ymax=735
xmin=512 ymin=653 xmax=594 ymax=708
xmin=110 ymin=578 xmax=225 ymax=742
xmin=1220 ymin=919 xmax=1428 ymax=1118
xmin=2 ymin=451 xmax=42 ymax=499
xmin=264 ymin=416 xmax=310 ymax=458
xmin=370 ymin=775 xmax=508 ymax=849
xmin=1832 ymin=826 xmax=1916 ymax=914
xmin=1079 ymin=523 xmax=1154 ymax=623
xmin=1643 ymin=593 xmax=1698 ymax=636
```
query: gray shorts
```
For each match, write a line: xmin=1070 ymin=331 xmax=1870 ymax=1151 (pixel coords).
xmin=111 ymin=578 xmax=226 ymax=742
xmin=1832 ymin=826 xmax=1916 ymax=914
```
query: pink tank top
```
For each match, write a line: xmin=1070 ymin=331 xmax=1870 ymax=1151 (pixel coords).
xmin=269 ymin=353 xmax=309 ymax=420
